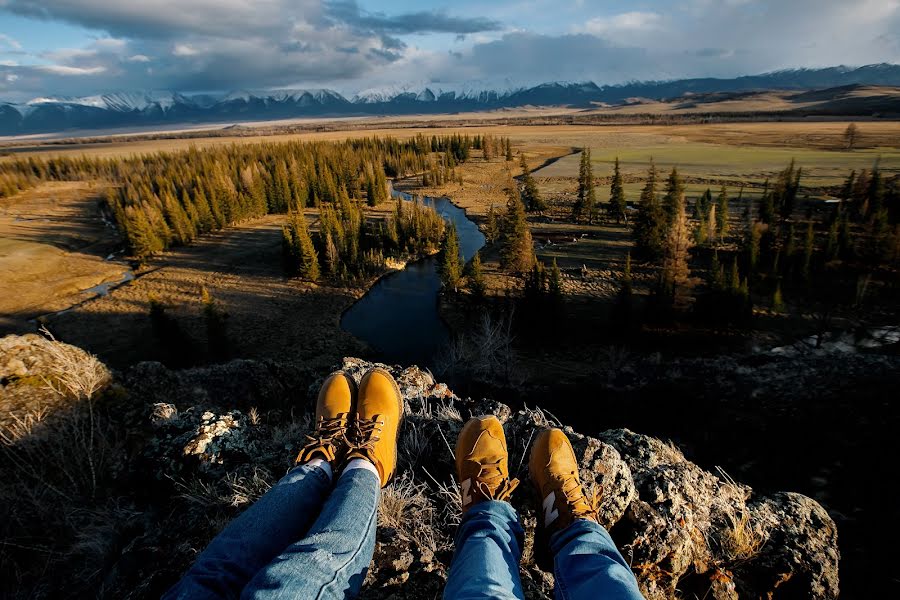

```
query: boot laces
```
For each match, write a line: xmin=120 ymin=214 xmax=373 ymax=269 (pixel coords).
xmin=347 ymin=415 xmax=385 ymax=453
xmin=474 ymin=457 xmax=520 ymax=501
xmin=562 ymin=470 xmax=599 ymax=520
xmin=297 ymin=414 xmax=348 ymax=463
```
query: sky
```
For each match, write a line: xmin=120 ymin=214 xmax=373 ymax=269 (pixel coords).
xmin=0 ymin=0 xmax=898 ymax=101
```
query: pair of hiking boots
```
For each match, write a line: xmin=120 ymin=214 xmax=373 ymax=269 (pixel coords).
xmin=299 ymin=368 xmax=598 ymax=537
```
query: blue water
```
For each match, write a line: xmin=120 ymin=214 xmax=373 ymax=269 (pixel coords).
xmin=340 ymin=187 xmax=485 ymax=367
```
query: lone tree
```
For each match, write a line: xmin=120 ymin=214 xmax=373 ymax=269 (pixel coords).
xmin=610 ymin=157 xmax=627 ymax=224
xmin=574 ymin=149 xmax=597 ymax=223
xmin=439 ymin=222 xmax=463 ymax=291
xmin=500 ymin=187 xmax=535 ymax=273
xmin=520 ymin=155 xmax=547 ymax=212
xmin=844 ymin=123 xmax=859 ymax=150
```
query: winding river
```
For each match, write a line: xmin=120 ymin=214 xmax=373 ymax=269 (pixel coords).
xmin=340 ymin=186 xmax=485 ymax=367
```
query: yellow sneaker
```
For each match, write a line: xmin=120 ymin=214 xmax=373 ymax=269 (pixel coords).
xmin=529 ymin=428 xmax=598 ymax=535
xmin=345 ymin=368 xmax=404 ymax=487
xmin=455 ymin=416 xmax=519 ymax=512
xmin=296 ymin=371 xmax=356 ymax=467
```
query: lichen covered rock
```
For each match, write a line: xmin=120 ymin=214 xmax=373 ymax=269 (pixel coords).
xmin=136 ymin=357 xmax=839 ymax=599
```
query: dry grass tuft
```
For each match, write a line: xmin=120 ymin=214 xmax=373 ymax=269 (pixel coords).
xmin=379 ymin=473 xmax=440 ymax=552
xmin=38 ymin=327 xmax=111 ymax=401
xmin=720 ymin=505 xmax=767 ymax=562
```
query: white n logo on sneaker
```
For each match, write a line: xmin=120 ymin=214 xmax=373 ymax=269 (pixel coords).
xmin=461 ymin=478 xmax=473 ymax=507
xmin=543 ymin=491 xmax=559 ymax=527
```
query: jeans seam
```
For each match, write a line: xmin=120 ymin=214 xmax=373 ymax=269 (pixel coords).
xmin=315 ymin=478 xmax=378 ymax=600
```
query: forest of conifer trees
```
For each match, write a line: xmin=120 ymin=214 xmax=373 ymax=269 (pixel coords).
xmin=0 ymin=134 xmax=483 ymax=262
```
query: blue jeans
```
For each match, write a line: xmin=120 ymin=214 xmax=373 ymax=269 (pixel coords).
xmin=443 ymin=500 xmax=644 ymax=600
xmin=164 ymin=463 xmax=380 ymax=600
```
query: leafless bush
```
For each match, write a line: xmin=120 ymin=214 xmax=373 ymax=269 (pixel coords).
xmin=594 ymin=345 xmax=631 ymax=382
xmin=435 ymin=311 xmax=524 ymax=387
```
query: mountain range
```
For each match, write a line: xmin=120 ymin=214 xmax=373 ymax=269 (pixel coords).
xmin=1 ymin=64 xmax=899 ymax=136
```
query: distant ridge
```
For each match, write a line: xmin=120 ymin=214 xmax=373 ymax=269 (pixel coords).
xmin=1 ymin=64 xmax=899 ymax=135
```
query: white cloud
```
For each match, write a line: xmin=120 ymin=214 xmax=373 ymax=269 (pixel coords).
xmin=0 ymin=34 xmax=23 ymax=50
xmin=127 ymin=54 xmax=151 ymax=63
xmin=37 ymin=65 xmax=107 ymax=76
xmin=582 ymin=11 xmax=663 ymax=35
xmin=172 ymin=44 xmax=198 ymax=57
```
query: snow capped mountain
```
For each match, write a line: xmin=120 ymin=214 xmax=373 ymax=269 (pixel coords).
xmin=26 ymin=91 xmax=185 ymax=113
xmin=1 ymin=64 xmax=898 ymax=136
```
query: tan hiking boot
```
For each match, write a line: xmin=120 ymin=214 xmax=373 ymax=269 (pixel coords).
xmin=296 ymin=371 xmax=356 ymax=467
xmin=455 ymin=416 xmax=520 ymax=512
xmin=529 ymin=428 xmax=599 ymax=535
xmin=345 ymin=368 xmax=403 ymax=487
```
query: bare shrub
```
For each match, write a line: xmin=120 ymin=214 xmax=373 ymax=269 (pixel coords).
xmin=436 ymin=311 xmax=524 ymax=386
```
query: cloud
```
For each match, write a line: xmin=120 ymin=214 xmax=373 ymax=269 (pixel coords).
xmin=581 ymin=11 xmax=662 ymax=36
xmin=325 ymin=0 xmax=502 ymax=35
xmin=37 ymin=64 xmax=106 ymax=75
xmin=0 ymin=34 xmax=22 ymax=50
xmin=0 ymin=0 xmax=898 ymax=100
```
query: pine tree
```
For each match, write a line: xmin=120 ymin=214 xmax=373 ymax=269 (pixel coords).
xmin=467 ymin=250 xmax=486 ymax=298
xmin=574 ymin=150 xmax=589 ymax=222
xmin=662 ymin=167 xmax=684 ymax=226
xmin=505 ymin=138 xmax=513 ymax=161
xmin=520 ymin=155 xmax=546 ymax=212
xmin=282 ymin=213 xmax=320 ymax=281
xmin=548 ymin=258 xmax=563 ymax=299
xmin=439 ymin=222 xmax=463 ymax=291
xmin=633 ymin=161 xmax=665 ymax=260
xmin=500 ymin=187 xmax=534 ymax=273
xmin=610 ymin=157 xmax=627 ymax=224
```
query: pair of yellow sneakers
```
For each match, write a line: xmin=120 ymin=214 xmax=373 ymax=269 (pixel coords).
xmin=299 ymin=369 xmax=597 ymax=535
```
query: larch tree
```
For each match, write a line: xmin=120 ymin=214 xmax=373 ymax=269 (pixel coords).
xmin=716 ymin=186 xmax=729 ymax=240
xmin=659 ymin=193 xmax=694 ymax=309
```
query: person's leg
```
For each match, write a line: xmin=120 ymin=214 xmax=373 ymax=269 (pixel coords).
xmin=444 ymin=415 xmax=525 ymax=600
xmin=528 ymin=428 xmax=642 ymax=600
xmin=242 ymin=461 xmax=380 ymax=600
xmin=243 ymin=368 xmax=403 ymax=600
xmin=165 ymin=372 xmax=357 ymax=600
xmin=550 ymin=520 xmax=643 ymax=600
xmin=444 ymin=500 xmax=525 ymax=600
xmin=164 ymin=461 xmax=333 ymax=600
